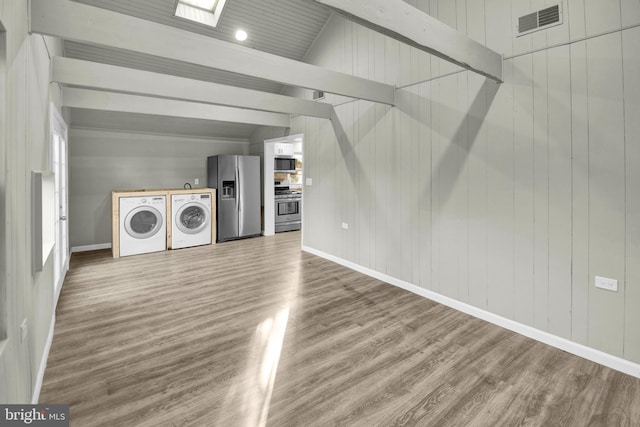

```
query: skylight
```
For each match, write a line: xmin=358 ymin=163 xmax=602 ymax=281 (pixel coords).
xmin=175 ymin=0 xmax=228 ymax=28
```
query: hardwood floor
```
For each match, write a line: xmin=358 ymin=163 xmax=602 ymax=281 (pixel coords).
xmin=40 ymin=231 xmax=640 ymax=426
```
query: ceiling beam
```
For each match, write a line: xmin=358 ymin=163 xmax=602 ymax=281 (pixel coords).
xmin=62 ymin=88 xmax=291 ymax=128
xmin=314 ymin=0 xmax=503 ymax=83
xmin=52 ymin=57 xmax=334 ymax=120
xmin=30 ymin=0 xmax=396 ymax=105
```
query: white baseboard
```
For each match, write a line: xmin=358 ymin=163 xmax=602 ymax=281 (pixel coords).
xmin=302 ymin=245 xmax=640 ymax=379
xmin=31 ymin=312 xmax=55 ymax=404
xmin=72 ymin=243 xmax=111 ymax=253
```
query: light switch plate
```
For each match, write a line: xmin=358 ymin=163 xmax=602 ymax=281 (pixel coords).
xmin=341 ymin=222 xmax=349 ymax=230
xmin=595 ymin=276 xmax=618 ymax=292
xmin=306 ymin=178 xmax=312 ymax=186
xmin=194 ymin=178 xmax=199 ymax=185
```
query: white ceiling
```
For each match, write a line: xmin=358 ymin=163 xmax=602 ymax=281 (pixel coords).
xmin=65 ymin=0 xmax=333 ymax=139
xmin=68 ymin=108 xmax=258 ymax=139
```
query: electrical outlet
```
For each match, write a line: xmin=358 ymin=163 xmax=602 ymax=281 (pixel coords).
xmin=194 ymin=178 xmax=199 ymax=185
xmin=306 ymin=178 xmax=313 ymax=186
xmin=341 ymin=222 xmax=349 ymax=230
xmin=595 ymin=276 xmax=618 ymax=292
xmin=20 ymin=319 xmax=27 ymax=343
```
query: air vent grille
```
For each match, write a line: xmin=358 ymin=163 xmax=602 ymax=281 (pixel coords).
xmin=519 ymin=12 xmax=538 ymax=33
xmin=538 ymin=5 xmax=560 ymax=27
xmin=517 ymin=4 xmax=562 ymax=36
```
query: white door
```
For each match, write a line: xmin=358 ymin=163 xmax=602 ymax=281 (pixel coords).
xmin=51 ymin=106 xmax=69 ymax=296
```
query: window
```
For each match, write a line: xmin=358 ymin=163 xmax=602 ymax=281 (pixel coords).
xmin=174 ymin=0 xmax=228 ymax=28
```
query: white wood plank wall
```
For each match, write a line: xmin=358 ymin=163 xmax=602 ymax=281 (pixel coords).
xmin=294 ymin=0 xmax=640 ymax=364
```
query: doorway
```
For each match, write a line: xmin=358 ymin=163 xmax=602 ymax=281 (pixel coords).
xmin=50 ymin=105 xmax=69 ymax=298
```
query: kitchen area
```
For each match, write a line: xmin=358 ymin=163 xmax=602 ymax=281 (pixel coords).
xmin=263 ymin=135 xmax=304 ymax=236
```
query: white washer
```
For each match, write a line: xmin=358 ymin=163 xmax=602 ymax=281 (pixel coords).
xmin=119 ymin=195 xmax=167 ymax=257
xmin=171 ymin=193 xmax=212 ymax=249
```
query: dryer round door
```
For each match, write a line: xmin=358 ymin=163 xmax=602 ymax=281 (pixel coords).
xmin=124 ymin=206 xmax=163 ymax=239
xmin=176 ymin=202 xmax=209 ymax=235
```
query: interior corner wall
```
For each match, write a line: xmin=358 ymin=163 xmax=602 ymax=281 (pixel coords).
xmin=68 ymin=129 xmax=249 ymax=248
xmin=0 ymin=0 xmax=65 ymax=403
xmin=300 ymin=0 xmax=640 ymax=365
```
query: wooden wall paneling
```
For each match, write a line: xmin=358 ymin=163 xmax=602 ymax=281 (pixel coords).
xmin=531 ymin=0 xmax=549 ymax=51
xmin=512 ymin=0 xmax=533 ymax=56
xmin=374 ymin=33 xmax=387 ymax=273
xmin=342 ymin=102 xmax=354 ymax=262
xmin=584 ymin=0 xmax=621 ymax=38
xmin=485 ymin=62 xmax=515 ymax=319
xmin=586 ymin=32 xmax=625 ymax=356
xmin=437 ymin=0 xmax=459 ymax=77
xmin=409 ymin=47 xmax=422 ymax=88
xmin=367 ymin=30 xmax=377 ymax=270
xmin=567 ymin=0 xmax=587 ymax=42
xmin=467 ymin=73 xmax=489 ymax=310
xmin=373 ymin=104 xmax=387 ymax=274
xmin=485 ymin=0 xmax=513 ymax=58
xmin=429 ymin=77 xmax=442 ymax=293
xmin=532 ymin=49 xmax=550 ymax=332
xmin=418 ymin=81 xmax=432 ymax=289
xmin=569 ymin=40 xmax=590 ymax=345
xmin=384 ymin=37 xmax=399 ymax=277
xmin=456 ymin=0 xmax=467 ymax=37
xmin=415 ymin=0 xmax=430 ymax=14
xmin=343 ymin=18 xmax=353 ymax=78
xmin=357 ymin=100 xmax=372 ymax=268
xmin=438 ymin=74 xmax=461 ymax=300
xmin=320 ymin=117 xmax=333 ymax=254
xmin=546 ymin=45 xmax=573 ymax=339
xmin=545 ymin=0 xmax=570 ymax=47
xmin=466 ymin=0 xmax=486 ymax=46
xmin=399 ymin=41 xmax=412 ymax=88
xmin=429 ymin=0 xmax=440 ymax=83
xmin=356 ymin=22 xmax=367 ymax=81
xmin=457 ymin=72 xmax=470 ymax=303
xmin=399 ymin=86 xmax=412 ymax=283
xmin=326 ymin=112 xmax=339 ymax=257
xmin=621 ymin=0 xmax=640 ymax=28
xmin=303 ymin=117 xmax=316 ymax=250
xmin=512 ymin=54 xmax=535 ymax=327
xmin=359 ymin=26 xmax=372 ymax=268
xmin=410 ymin=83 xmax=421 ymax=285
xmin=623 ymin=27 xmax=640 ymax=363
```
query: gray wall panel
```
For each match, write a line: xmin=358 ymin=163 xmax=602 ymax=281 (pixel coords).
xmin=623 ymin=26 xmax=640 ymax=363
xmin=297 ymin=1 xmax=640 ymax=364
xmin=569 ymin=40 xmax=590 ymax=346
xmin=586 ymin=32 xmax=626 ymax=357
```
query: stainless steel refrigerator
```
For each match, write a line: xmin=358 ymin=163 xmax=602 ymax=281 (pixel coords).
xmin=207 ymin=155 xmax=261 ymax=242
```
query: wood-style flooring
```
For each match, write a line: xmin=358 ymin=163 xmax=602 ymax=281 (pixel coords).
xmin=39 ymin=231 xmax=640 ymax=426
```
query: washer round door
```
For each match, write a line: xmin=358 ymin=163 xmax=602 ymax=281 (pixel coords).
xmin=124 ymin=206 xmax=163 ymax=239
xmin=176 ymin=202 xmax=209 ymax=235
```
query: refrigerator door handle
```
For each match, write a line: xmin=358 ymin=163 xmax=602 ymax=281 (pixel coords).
xmin=236 ymin=166 xmax=240 ymax=212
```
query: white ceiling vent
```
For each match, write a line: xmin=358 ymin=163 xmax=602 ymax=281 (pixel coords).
xmin=516 ymin=4 xmax=562 ymax=37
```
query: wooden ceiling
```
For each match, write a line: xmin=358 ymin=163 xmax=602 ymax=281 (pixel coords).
xmin=65 ymin=0 xmax=334 ymax=139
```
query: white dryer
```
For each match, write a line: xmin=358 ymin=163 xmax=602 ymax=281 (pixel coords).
xmin=119 ymin=195 xmax=167 ymax=257
xmin=171 ymin=192 xmax=212 ymax=249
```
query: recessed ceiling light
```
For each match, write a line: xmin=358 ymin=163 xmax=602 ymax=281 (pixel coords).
xmin=235 ymin=29 xmax=248 ymax=41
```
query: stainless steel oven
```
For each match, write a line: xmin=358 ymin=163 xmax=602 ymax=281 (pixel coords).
xmin=275 ymin=194 xmax=301 ymax=232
